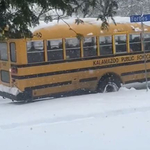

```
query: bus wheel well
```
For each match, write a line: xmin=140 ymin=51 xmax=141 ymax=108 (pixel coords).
xmin=97 ymin=73 xmax=122 ymax=93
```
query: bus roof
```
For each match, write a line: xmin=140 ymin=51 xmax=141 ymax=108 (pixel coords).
xmin=32 ymin=21 xmax=150 ymax=40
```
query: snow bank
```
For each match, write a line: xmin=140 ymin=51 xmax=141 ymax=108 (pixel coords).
xmin=119 ymin=87 xmax=136 ymax=92
xmin=0 ymin=84 xmax=20 ymax=96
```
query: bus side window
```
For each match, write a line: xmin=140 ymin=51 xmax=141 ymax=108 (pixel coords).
xmin=129 ymin=34 xmax=141 ymax=52
xmin=47 ymin=39 xmax=63 ymax=61
xmin=0 ymin=42 xmax=8 ymax=61
xmin=10 ymin=43 xmax=16 ymax=62
xmin=144 ymin=33 xmax=150 ymax=51
xmin=83 ymin=37 xmax=97 ymax=57
xmin=99 ymin=36 xmax=113 ymax=55
xmin=115 ymin=34 xmax=127 ymax=53
xmin=65 ymin=38 xmax=81 ymax=59
xmin=27 ymin=41 xmax=44 ymax=63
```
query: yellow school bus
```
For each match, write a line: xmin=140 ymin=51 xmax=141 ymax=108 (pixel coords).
xmin=0 ymin=21 xmax=150 ymax=102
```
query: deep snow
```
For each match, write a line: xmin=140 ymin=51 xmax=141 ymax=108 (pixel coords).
xmin=0 ymin=86 xmax=150 ymax=150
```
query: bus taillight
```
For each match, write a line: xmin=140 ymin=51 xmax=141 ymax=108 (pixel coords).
xmin=10 ymin=67 xmax=18 ymax=74
xmin=12 ymin=78 xmax=16 ymax=83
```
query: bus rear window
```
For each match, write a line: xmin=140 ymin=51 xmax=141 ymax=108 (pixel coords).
xmin=1 ymin=70 xmax=10 ymax=83
xmin=115 ymin=34 xmax=127 ymax=53
xmin=0 ymin=43 xmax=8 ymax=61
xmin=65 ymin=38 xmax=81 ymax=59
xmin=83 ymin=37 xmax=97 ymax=57
xmin=27 ymin=41 xmax=44 ymax=63
xmin=144 ymin=33 xmax=150 ymax=51
xmin=47 ymin=39 xmax=63 ymax=61
xmin=10 ymin=43 xmax=16 ymax=62
xmin=129 ymin=34 xmax=141 ymax=52
xmin=99 ymin=36 xmax=113 ymax=55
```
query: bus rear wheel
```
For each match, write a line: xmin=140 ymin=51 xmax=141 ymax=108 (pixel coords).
xmin=98 ymin=76 xmax=121 ymax=93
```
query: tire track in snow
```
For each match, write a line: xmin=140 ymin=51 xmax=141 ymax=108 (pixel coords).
xmin=1 ymin=106 xmax=150 ymax=130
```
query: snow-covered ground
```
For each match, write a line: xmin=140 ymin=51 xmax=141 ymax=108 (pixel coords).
xmin=0 ymin=84 xmax=150 ymax=150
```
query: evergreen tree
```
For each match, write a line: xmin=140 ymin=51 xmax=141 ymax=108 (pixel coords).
xmin=0 ymin=0 xmax=118 ymax=39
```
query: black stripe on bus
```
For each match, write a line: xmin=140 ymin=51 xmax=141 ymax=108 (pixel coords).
xmin=27 ymin=81 xmax=72 ymax=90
xmin=11 ymin=51 xmax=147 ymax=68
xmin=12 ymin=60 xmax=147 ymax=80
xmin=79 ymin=77 xmax=98 ymax=83
xmin=121 ymin=69 xmax=150 ymax=76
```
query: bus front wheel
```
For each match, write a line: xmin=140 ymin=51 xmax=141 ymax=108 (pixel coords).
xmin=97 ymin=76 xmax=121 ymax=93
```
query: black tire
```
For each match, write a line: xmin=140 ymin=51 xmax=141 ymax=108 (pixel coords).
xmin=98 ymin=76 xmax=121 ymax=93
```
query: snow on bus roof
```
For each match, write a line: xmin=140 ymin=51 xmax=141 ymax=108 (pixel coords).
xmin=31 ymin=16 xmax=150 ymax=32
xmin=31 ymin=17 xmax=129 ymax=32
